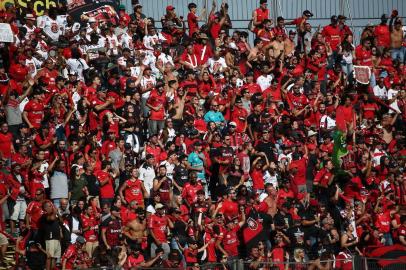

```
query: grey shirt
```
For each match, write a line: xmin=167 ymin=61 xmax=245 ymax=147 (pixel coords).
xmin=50 ymin=171 xmax=69 ymax=199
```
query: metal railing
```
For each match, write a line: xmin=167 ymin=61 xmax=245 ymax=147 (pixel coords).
xmin=76 ymin=257 xmax=406 ymax=270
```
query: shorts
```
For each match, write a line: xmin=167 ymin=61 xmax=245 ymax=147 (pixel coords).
xmin=45 ymin=239 xmax=61 ymax=258
xmin=0 ymin=232 xmax=8 ymax=246
xmin=85 ymin=241 xmax=99 ymax=257
xmin=11 ymin=200 xmax=27 ymax=221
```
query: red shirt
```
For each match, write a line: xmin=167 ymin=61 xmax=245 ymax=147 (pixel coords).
xmin=124 ymin=179 xmax=144 ymax=205
xmin=0 ymin=132 xmax=13 ymax=159
xmin=255 ymin=8 xmax=269 ymax=25
xmin=221 ymin=199 xmax=239 ymax=220
xmin=322 ymin=24 xmax=342 ymax=50
xmin=81 ymin=214 xmax=98 ymax=242
xmin=26 ymin=200 xmax=44 ymax=229
xmin=291 ymin=158 xmax=307 ymax=186
xmin=194 ymin=43 xmax=213 ymax=65
xmin=148 ymin=214 xmax=169 ymax=242
xmin=101 ymin=140 xmax=116 ymax=158
xmin=336 ymin=105 xmax=354 ymax=131
xmin=375 ymin=211 xmax=391 ymax=233
xmin=355 ymin=45 xmax=373 ymax=66
xmin=251 ymin=168 xmax=264 ymax=190
xmin=187 ymin=12 xmax=199 ymax=37
xmin=127 ymin=254 xmax=145 ymax=268
xmin=314 ymin=168 xmax=333 ymax=187
xmin=95 ymin=170 xmax=114 ymax=199
xmin=181 ymin=182 xmax=203 ymax=205
xmin=210 ymin=22 xmax=221 ymax=39
xmin=374 ymin=25 xmax=390 ymax=48
xmin=184 ymin=248 xmax=198 ymax=263
xmin=24 ymin=100 xmax=44 ymax=129
xmin=62 ymin=244 xmax=78 ymax=270
xmin=221 ymin=225 xmax=241 ymax=257
xmin=287 ymin=92 xmax=309 ymax=110
xmin=147 ymin=89 xmax=166 ymax=121
xmin=362 ymin=102 xmax=379 ymax=119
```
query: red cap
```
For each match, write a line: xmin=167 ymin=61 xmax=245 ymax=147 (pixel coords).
xmin=166 ymin=5 xmax=175 ymax=11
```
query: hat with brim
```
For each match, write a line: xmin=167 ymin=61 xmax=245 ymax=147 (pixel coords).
xmin=155 ymin=203 xmax=164 ymax=210
xmin=307 ymin=130 xmax=318 ymax=137
xmin=199 ymin=33 xmax=209 ymax=40
xmin=26 ymin=14 xmax=35 ymax=21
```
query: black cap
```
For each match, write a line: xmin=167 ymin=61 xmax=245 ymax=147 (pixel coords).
xmin=331 ymin=15 xmax=338 ymax=22
xmin=146 ymin=154 xmax=154 ymax=160
xmin=303 ymin=10 xmax=313 ymax=17
xmin=381 ymin=14 xmax=389 ymax=20
xmin=338 ymin=15 xmax=347 ymax=20
xmin=260 ymin=0 xmax=267 ymax=4
xmin=188 ymin=3 xmax=197 ymax=9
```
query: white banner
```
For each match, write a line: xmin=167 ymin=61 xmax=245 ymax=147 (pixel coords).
xmin=0 ymin=23 xmax=13 ymax=43
xmin=353 ymin=65 xmax=371 ymax=85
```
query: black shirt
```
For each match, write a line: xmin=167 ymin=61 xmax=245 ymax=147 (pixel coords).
xmin=255 ymin=140 xmax=276 ymax=162
xmin=39 ymin=215 xmax=61 ymax=240
xmin=81 ymin=172 xmax=99 ymax=196
xmin=173 ymin=164 xmax=189 ymax=194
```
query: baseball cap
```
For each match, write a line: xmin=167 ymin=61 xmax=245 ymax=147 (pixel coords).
xmin=155 ymin=203 xmax=164 ymax=210
xmin=303 ymin=10 xmax=313 ymax=17
xmin=76 ymin=236 xmax=86 ymax=244
xmin=338 ymin=15 xmax=347 ymax=20
xmin=229 ymin=122 xmax=237 ymax=127
xmin=166 ymin=5 xmax=175 ymax=11
xmin=307 ymin=130 xmax=318 ymax=137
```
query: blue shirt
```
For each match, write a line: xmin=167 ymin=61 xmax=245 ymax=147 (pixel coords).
xmin=204 ymin=110 xmax=225 ymax=124
xmin=187 ymin=151 xmax=205 ymax=181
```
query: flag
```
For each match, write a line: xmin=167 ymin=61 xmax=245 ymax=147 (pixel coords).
xmin=242 ymin=209 xmax=266 ymax=251
xmin=354 ymin=65 xmax=371 ymax=84
xmin=367 ymin=244 xmax=406 ymax=268
xmin=332 ymin=130 xmax=348 ymax=169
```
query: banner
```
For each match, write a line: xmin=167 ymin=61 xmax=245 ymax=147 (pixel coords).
xmin=67 ymin=0 xmax=119 ymax=22
xmin=0 ymin=0 xmax=57 ymax=16
xmin=0 ymin=23 xmax=13 ymax=43
xmin=0 ymin=0 xmax=119 ymax=21
xmin=353 ymin=65 xmax=371 ymax=84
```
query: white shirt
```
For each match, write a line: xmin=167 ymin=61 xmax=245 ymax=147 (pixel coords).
xmin=143 ymin=33 xmax=166 ymax=50
xmin=373 ymin=85 xmax=388 ymax=100
xmin=43 ymin=18 xmax=62 ymax=41
xmin=25 ymin=57 xmax=42 ymax=77
xmin=256 ymin=74 xmax=273 ymax=91
xmin=320 ymin=115 xmax=336 ymax=129
xmin=66 ymin=58 xmax=89 ymax=81
xmin=207 ymin=57 xmax=227 ymax=74
xmin=139 ymin=163 xmax=156 ymax=193
xmin=118 ymin=32 xmax=134 ymax=50
xmin=387 ymin=88 xmax=400 ymax=113
xmin=140 ymin=76 xmax=156 ymax=99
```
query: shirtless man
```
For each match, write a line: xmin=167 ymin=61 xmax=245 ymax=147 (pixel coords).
xmin=123 ymin=208 xmax=148 ymax=250
xmin=263 ymin=183 xmax=278 ymax=218
xmin=390 ymin=18 xmax=404 ymax=62
xmin=269 ymin=33 xmax=285 ymax=60
xmin=284 ymin=30 xmax=296 ymax=57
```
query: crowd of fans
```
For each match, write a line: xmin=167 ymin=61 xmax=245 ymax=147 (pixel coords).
xmin=0 ymin=0 xmax=405 ymax=269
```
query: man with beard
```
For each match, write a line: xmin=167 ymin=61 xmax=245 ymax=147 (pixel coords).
xmin=119 ymin=167 xmax=148 ymax=208
xmin=100 ymin=205 xmax=122 ymax=250
xmin=191 ymin=190 xmax=210 ymax=222
xmin=124 ymin=208 xmax=148 ymax=251
xmin=153 ymin=165 xmax=172 ymax=205
xmin=149 ymin=203 xmax=174 ymax=259
xmin=173 ymin=154 xmax=189 ymax=195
